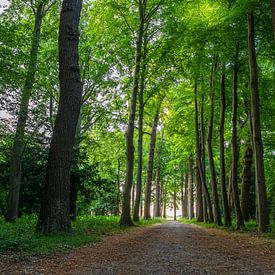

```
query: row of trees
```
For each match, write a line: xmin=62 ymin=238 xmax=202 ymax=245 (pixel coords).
xmin=0 ymin=0 xmax=274 ymax=233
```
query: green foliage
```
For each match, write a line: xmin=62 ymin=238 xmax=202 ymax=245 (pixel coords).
xmin=0 ymin=215 xmax=164 ymax=258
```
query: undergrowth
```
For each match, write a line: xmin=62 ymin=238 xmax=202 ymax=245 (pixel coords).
xmin=0 ymin=215 xmax=163 ymax=258
xmin=179 ymin=217 xmax=275 ymax=239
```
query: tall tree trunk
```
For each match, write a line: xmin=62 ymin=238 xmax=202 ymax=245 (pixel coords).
xmin=183 ymin=173 xmax=188 ymax=217
xmin=181 ymin=174 xmax=184 ymax=218
xmin=163 ymin=182 xmax=167 ymax=218
xmin=200 ymin=96 xmax=213 ymax=222
xmin=207 ymin=60 xmax=222 ymax=226
xmin=120 ymin=0 xmax=146 ymax=226
xmin=38 ymin=0 xmax=83 ymax=234
xmin=173 ymin=188 xmax=177 ymax=221
xmin=188 ymin=156 xmax=194 ymax=219
xmin=240 ymin=143 xmax=253 ymax=221
xmin=144 ymin=110 xmax=160 ymax=219
xmin=219 ymin=67 xmax=231 ymax=227
xmin=133 ymin=34 xmax=148 ymax=222
xmin=154 ymin=129 xmax=164 ymax=217
xmin=248 ymin=11 xmax=269 ymax=232
xmin=194 ymin=84 xmax=203 ymax=222
xmin=231 ymin=42 xmax=245 ymax=229
xmin=228 ymin=165 xmax=234 ymax=217
xmin=6 ymin=2 xmax=45 ymax=222
xmin=116 ymin=158 xmax=121 ymax=215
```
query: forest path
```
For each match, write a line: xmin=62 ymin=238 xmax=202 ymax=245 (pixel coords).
xmin=2 ymin=221 xmax=275 ymax=274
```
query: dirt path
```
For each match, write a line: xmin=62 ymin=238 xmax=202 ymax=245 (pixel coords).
xmin=1 ymin=221 xmax=275 ymax=274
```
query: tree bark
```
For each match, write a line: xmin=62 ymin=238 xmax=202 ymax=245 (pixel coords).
xmin=200 ymin=96 xmax=213 ymax=222
xmin=114 ymin=158 xmax=121 ymax=215
xmin=248 ymin=11 xmax=269 ymax=232
xmin=240 ymin=143 xmax=253 ymax=221
xmin=133 ymin=33 xmax=148 ymax=222
xmin=38 ymin=0 xmax=83 ymax=234
xmin=194 ymin=84 xmax=203 ymax=222
xmin=144 ymin=110 xmax=160 ymax=219
xmin=183 ymin=173 xmax=188 ymax=217
xmin=231 ymin=41 xmax=245 ymax=229
xmin=188 ymin=156 xmax=194 ymax=219
xmin=120 ymin=0 xmax=146 ymax=226
xmin=173 ymin=188 xmax=177 ymax=221
xmin=154 ymin=129 xmax=164 ymax=217
xmin=6 ymin=1 xmax=45 ymax=222
xmin=219 ymin=67 xmax=231 ymax=227
xmin=207 ymin=59 xmax=222 ymax=226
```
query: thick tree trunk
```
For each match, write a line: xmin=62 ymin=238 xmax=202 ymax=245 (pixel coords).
xmin=231 ymin=42 xmax=245 ymax=229
xmin=133 ymin=35 xmax=148 ymax=222
xmin=154 ymin=129 xmax=164 ymax=217
xmin=188 ymin=156 xmax=194 ymax=219
xmin=248 ymin=11 xmax=269 ymax=232
xmin=207 ymin=60 xmax=222 ymax=226
xmin=144 ymin=110 xmax=159 ymax=219
xmin=200 ymin=96 xmax=213 ymax=222
xmin=240 ymin=143 xmax=253 ymax=221
xmin=194 ymin=84 xmax=203 ymax=222
xmin=120 ymin=0 xmax=146 ymax=226
xmin=38 ymin=0 xmax=83 ymax=234
xmin=219 ymin=67 xmax=231 ymax=227
xmin=6 ymin=2 xmax=45 ymax=222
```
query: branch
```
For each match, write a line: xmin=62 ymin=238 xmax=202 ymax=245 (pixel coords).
xmin=113 ymin=0 xmax=135 ymax=38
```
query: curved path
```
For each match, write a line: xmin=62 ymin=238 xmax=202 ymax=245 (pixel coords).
xmin=1 ymin=221 xmax=275 ymax=274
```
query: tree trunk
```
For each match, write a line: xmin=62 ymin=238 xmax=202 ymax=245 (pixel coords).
xmin=219 ymin=67 xmax=231 ymax=227
xmin=200 ymin=96 xmax=213 ymax=223
xmin=133 ymin=33 xmax=148 ymax=222
xmin=188 ymin=156 xmax=194 ymax=219
xmin=144 ymin=110 xmax=159 ymax=219
xmin=231 ymin=42 xmax=245 ymax=229
xmin=181 ymin=174 xmax=184 ymax=218
xmin=38 ymin=0 xmax=83 ymax=234
xmin=173 ymin=188 xmax=177 ymax=221
xmin=194 ymin=84 xmax=203 ymax=222
xmin=120 ymin=0 xmax=146 ymax=226
xmin=114 ymin=158 xmax=120 ymax=215
xmin=6 ymin=2 xmax=45 ymax=222
xmin=240 ymin=143 xmax=253 ymax=221
xmin=207 ymin=60 xmax=222 ymax=226
xmin=248 ymin=11 xmax=269 ymax=232
xmin=183 ymin=173 xmax=188 ymax=217
xmin=154 ymin=129 xmax=164 ymax=217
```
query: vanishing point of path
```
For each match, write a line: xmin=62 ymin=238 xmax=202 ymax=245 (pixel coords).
xmin=1 ymin=221 xmax=275 ymax=274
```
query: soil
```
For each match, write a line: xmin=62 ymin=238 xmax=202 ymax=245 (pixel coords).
xmin=1 ymin=221 xmax=275 ymax=274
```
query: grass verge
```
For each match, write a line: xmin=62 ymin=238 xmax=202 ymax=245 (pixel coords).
xmin=0 ymin=215 xmax=164 ymax=259
xmin=179 ymin=217 xmax=275 ymax=239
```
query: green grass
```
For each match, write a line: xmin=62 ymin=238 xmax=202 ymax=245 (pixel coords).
xmin=179 ymin=217 xmax=275 ymax=239
xmin=0 ymin=215 xmax=164 ymax=258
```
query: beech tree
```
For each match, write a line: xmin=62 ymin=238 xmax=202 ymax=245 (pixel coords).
xmin=38 ymin=0 xmax=83 ymax=233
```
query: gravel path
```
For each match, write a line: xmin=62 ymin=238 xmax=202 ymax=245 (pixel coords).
xmin=1 ymin=221 xmax=275 ymax=274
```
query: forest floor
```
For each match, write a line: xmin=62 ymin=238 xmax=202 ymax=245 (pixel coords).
xmin=1 ymin=221 xmax=275 ymax=274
